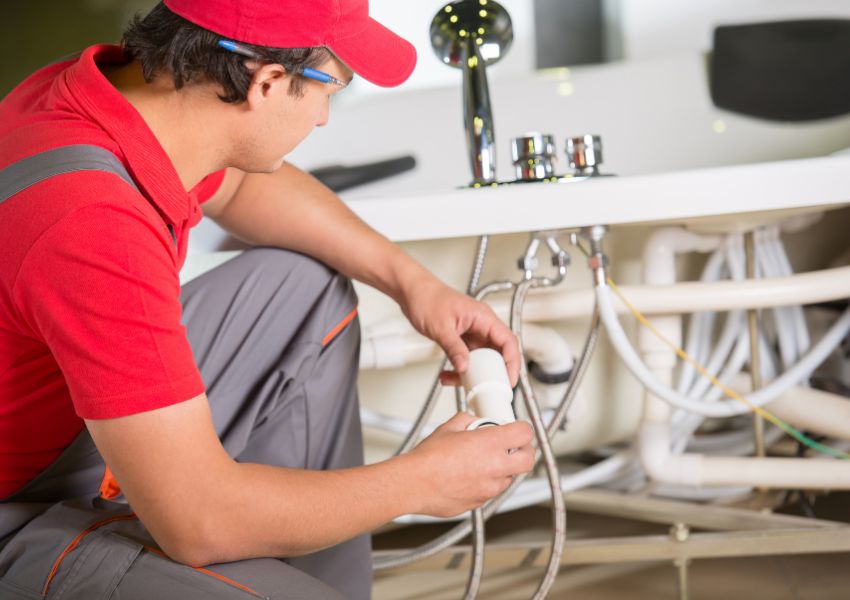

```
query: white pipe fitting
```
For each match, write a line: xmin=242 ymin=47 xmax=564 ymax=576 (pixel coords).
xmin=640 ymin=422 xmax=850 ymax=489
xmin=461 ymin=348 xmax=516 ymax=429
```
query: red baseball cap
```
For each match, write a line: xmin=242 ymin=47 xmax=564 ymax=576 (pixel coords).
xmin=163 ymin=0 xmax=417 ymax=87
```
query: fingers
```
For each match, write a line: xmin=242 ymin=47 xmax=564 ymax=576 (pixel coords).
xmin=442 ymin=331 xmax=470 ymax=376
xmin=459 ymin=308 xmax=521 ymax=387
xmin=439 ymin=370 xmax=461 ymax=387
xmin=504 ymin=445 xmax=536 ymax=476
xmin=437 ymin=411 xmax=478 ymax=433
xmin=484 ymin=321 xmax=521 ymax=387
xmin=494 ymin=420 xmax=535 ymax=449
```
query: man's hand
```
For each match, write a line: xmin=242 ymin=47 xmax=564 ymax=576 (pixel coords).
xmin=406 ymin=413 xmax=535 ymax=517
xmin=398 ymin=275 xmax=521 ymax=387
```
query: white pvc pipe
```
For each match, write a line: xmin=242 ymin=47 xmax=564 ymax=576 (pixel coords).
xmin=491 ymin=265 xmax=850 ymax=321
xmin=359 ymin=332 xmax=441 ymax=370
xmin=641 ymin=422 xmax=850 ymax=489
xmin=759 ymin=384 xmax=850 ymax=443
xmin=359 ymin=264 xmax=850 ymax=349
xmin=521 ymin=324 xmax=575 ymax=377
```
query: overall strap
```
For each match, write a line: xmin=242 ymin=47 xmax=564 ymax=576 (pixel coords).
xmin=0 ymin=144 xmax=138 ymax=204
xmin=0 ymin=144 xmax=177 ymax=244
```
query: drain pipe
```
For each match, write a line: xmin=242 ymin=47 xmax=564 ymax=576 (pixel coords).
xmin=638 ymin=228 xmax=721 ymax=487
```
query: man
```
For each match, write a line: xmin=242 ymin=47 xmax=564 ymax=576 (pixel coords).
xmin=0 ymin=1 xmax=535 ymax=599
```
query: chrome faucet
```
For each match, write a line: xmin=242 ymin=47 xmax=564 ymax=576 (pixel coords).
xmin=431 ymin=0 xmax=513 ymax=185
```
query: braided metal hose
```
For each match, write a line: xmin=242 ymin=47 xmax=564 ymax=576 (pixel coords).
xmin=511 ymin=278 xmax=566 ymax=600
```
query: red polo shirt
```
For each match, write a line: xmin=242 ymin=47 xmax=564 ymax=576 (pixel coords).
xmin=0 ymin=45 xmax=226 ymax=498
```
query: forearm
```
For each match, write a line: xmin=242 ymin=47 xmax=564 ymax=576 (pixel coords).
xmin=212 ymin=164 xmax=434 ymax=301
xmin=170 ymin=454 xmax=423 ymax=565
xmin=89 ymin=398 xmax=533 ymax=567
xmin=87 ymin=397 xmax=424 ymax=567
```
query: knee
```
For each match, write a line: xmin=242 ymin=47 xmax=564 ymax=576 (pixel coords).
xmin=240 ymin=248 xmax=358 ymax=337
xmin=241 ymin=248 xmax=354 ymax=303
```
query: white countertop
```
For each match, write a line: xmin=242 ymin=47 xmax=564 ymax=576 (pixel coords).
xmin=344 ymin=154 xmax=850 ymax=242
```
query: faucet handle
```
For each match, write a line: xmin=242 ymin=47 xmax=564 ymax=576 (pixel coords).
xmin=511 ymin=133 xmax=557 ymax=181
xmin=565 ymin=134 xmax=603 ymax=176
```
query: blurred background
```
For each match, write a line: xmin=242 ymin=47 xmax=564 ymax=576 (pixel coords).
xmin=5 ymin=0 xmax=850 ymax=99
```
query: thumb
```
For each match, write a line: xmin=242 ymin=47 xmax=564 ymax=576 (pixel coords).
xmin=440 ymin=330 xmax=470 ymax=376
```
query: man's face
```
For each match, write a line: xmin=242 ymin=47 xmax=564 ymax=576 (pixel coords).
xmin=242 ymin=56 xmax=353 ymax=173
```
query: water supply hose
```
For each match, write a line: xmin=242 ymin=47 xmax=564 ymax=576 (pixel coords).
xmin=511 ymin=277 xmax=566 ymax=600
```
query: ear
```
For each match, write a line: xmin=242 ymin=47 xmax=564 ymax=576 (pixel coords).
xmin=245 ymin=63 xmax=289 ymax=110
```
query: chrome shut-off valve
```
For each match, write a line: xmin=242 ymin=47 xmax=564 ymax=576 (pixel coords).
xmin=566 ymin=134 xmax=604 ymax=176
xmin=511 ymin=133 xmax=558 ymax=181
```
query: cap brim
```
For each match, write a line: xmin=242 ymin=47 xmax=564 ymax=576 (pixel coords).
xmin=328 ymin=18 xmax=417 ymax=88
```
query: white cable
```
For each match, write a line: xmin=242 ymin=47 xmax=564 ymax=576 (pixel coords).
xmin=757 ymin=230 xmax=798 ymax=368
xmin=676 ymin=248 xmax=726 ymax=394
xmin=770 ymin=235 xmax=812 ymax=354
xmin=595 ymin=284 xmax=850 ymax=417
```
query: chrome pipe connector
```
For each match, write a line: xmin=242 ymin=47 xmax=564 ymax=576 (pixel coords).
xmin=566 ymin=134 xmax=604 ymax=176
xmin=544 ymin=235 xmax=570 ymax=278
xmin=518 ymin=235 xmax=541 ymax=280
xmin=511 ymin=133 xmax=557 ymax=181
xmin=517 ymin=232 xmax=571 ymax=283
xmin=580 ymin=225 xmax=609 ymax=287
xmin=431 ymin=1 xmax=513 ymax=185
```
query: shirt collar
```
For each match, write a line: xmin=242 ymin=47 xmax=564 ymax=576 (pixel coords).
xmin=59 ymin=44 xmax=192 ymax=224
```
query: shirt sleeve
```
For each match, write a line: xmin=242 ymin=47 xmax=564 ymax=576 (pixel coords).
xmin=13 ymin=200 xmax=205 ymax=420
xmin=190 ymin=169 xmax=227 ymax=205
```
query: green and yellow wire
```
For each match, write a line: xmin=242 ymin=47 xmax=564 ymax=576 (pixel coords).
xmin=605 ymin=277 xmax=850 ymax=461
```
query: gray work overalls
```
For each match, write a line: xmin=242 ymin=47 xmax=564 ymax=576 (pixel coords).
xmin=0 ymin=145 xmax=370 ymax=599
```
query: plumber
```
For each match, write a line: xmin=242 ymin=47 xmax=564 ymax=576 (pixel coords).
xmin=0 ymin=1 xmax=535 ymax=598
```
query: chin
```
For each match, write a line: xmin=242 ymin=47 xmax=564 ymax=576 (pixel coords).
xmin=261 ymin=155 xmax=288 ymax=173
xmin=240 ymin=156 xmax=287 ymax=174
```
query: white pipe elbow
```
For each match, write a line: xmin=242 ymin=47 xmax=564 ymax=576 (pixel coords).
xmin=639 ymin=422 xmax=703 ymax=487
xmin=522 ymin=323 xmax=574 ymax=375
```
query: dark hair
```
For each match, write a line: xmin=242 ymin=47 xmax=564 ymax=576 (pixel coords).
xmin=121 ymin=3 xmax=331 ymax=103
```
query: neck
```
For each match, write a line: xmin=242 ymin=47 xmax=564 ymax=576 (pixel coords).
xmin=105 ymin=61 xmax=230 ymax=190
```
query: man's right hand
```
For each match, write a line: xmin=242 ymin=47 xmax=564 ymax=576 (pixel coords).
xmin=86 ymin=397 xmax=535 ymax=566
xmin=405 ymin=412 xmax=536 ymax=518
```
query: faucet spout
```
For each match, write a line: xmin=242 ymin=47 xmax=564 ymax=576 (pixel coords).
xmin=462 ymin=38 xmax=497 ymax=184
xmin=430 ymin=0 xmax=513 ymax=185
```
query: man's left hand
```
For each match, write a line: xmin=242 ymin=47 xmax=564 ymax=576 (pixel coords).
xmin=399 ymin=276 xmax=520 ymax=387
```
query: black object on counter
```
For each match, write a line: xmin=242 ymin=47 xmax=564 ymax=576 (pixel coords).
xmin=309 ymin=155 xmax=417 ymax=193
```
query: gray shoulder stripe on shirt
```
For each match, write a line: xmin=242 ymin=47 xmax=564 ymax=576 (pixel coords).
xmin=0 ymin=144 xmax=139 ymax=205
